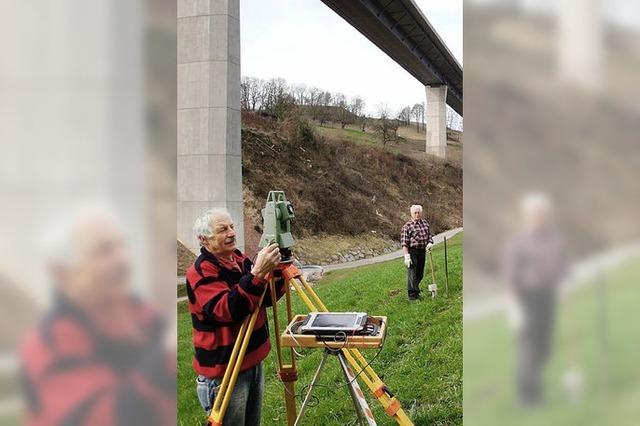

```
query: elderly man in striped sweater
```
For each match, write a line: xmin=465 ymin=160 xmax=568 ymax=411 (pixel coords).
xmin=186 ymin=208 xmax=284 ymax=425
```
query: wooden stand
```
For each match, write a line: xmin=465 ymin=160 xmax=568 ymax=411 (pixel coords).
xmin=280 ymin=315 xmax=387 ymax=350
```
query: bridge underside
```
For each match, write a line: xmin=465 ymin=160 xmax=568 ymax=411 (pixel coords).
xmin=320 ymin=0 xmax=463 ymax=116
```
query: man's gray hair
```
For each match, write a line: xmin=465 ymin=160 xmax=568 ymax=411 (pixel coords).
xmin=410 ymin=204 xmax=423 ymax=214
xmin=520 ymin=192 xmax=552 ymax=216
xmin=40 ymin=200 xmax=122 ymax=266
xmin=193 ymin=208 xmax=233 ymax=246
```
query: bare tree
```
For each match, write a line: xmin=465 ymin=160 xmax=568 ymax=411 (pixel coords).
xmin=241 ymin=76 xmax=263 ymax=111
xmin=360 ymin=116 xmax=368 ymax=132
xmin=374 ymin=105 xmax=398 ymax=145
xmin=349 ymin=97 xmax=366 ymax=132
xmin=390 ymin=115 xmax=401 ymax=140
xmin=307 ymin=87 xmax=322 ymax=120
xmin=240 ymin=77 xmax=250 ymax=110
xmin=398 ymin=106 xmax=412 ymax=126
xmin=446 ymin=105 xmax=463 ymax=131
xmin=411 ymin=103 xmax=424 ymax=133
xmin=261 ymin=78 xmax=295 ymax=118
xmin=334 ymin=93 xmax=353 ymax=129
xmin=291 ymin=83 xmax=308 ymax=106
xmin=318 ymin=91 xmax=333 ymax=126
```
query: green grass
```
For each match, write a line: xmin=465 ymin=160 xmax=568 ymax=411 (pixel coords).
xmin=314 ymin=124 xmax=429 ymax=157
xmin=464 ymin=256 xmax=640 ymax=426
xmin=315 ymin=125 xmax=380 ymax=147
xmin=178 ymin=233 xmax=463 ymax=425
xmin=178 ymin=283 xmax=186 ymax=298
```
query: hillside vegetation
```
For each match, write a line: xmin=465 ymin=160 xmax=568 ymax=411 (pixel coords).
xmin=241 ymin=112 xmax=462 ymax=260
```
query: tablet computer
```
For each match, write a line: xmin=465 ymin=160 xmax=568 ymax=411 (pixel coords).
xmin=299 ymin=312 xmax=368 ymax=335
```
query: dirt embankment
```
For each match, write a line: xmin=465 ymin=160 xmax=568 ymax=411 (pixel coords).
xmin=241 ymin=112 xmax=462 ymax=263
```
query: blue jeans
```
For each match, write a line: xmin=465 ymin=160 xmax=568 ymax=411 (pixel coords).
xmin=197 ymin=362 xmax=264 ymax=426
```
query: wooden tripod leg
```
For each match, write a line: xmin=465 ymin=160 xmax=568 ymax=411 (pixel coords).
xmin=270 ymin=277 xmax=298 ymax=425
xmin=211 ymin=317 xmax=249 ymax=413
xmin=297 ymin=275 xmax=328 ymax=311
xmin=209 ymin=292 xmax=266 ymax=426
xmin=338 ymin=352 xmax=377 ymax=426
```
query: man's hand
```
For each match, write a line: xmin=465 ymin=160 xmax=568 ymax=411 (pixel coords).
xmin=426 ymin=243 xmax=433 ymax=252
xmin=404 ymin=254 xmax=412 ymax=268
xmin=251 ymin=243 xmax=281 ymax=280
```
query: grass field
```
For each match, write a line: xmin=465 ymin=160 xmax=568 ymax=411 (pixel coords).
xmin=314 ymin=123 xmax=462 ymax=167
xmin=314 ymin=124 xmax=381 ymax=147
xmin=178 ymin=233 xmax=463 ymax=425
xmin=464 ymin=256 xmax=640 ymax=426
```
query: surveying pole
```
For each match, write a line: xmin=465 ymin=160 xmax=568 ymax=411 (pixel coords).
xmin=444 ymin=236 xmax=449 ymax=296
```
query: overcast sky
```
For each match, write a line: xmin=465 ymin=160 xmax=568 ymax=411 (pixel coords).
xmin=241 ymin=0 xmax=462 ymax=116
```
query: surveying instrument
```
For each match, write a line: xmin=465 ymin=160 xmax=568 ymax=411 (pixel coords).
xmin=207 ymin=191 xmax=414 ymax=426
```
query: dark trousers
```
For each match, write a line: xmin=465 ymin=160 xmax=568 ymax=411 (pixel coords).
xmin=516 ymin=289 xmax=556 ymax=406
xmin=407 ymin=247 xmax=426 ymax=298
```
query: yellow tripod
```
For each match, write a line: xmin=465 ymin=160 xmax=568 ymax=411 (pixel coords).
xmin=207 ymin=263 xmax=414 ymax=426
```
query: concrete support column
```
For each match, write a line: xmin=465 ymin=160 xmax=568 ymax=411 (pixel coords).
xmin=0 ymin=0 xmax=146 ymax=301
xmin=558 ymin=0 xmax=602 ymax=92
xmin=425 ymin=85 xmax=447 ymax=158
xmin=178 ymin=0 xmax=244 ymax=253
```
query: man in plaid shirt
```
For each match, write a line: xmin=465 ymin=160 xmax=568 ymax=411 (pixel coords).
xmin=401 ymin=204 xmax=434 ymax=300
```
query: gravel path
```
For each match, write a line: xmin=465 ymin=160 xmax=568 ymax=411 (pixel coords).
xmin=323 ymin=227 xmax=463 ymax=272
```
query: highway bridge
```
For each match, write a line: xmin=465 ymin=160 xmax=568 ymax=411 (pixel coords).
xmin=320 ymin=0 xmax=463 ymax=117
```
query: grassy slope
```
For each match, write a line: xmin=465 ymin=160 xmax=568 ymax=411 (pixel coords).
xmin=315 ymin=125 xmax=380 ymax=147
xmin=464 ymin=257 xmax=640 ymax=426
xmin=178 ymin=233 xmax=463 ymax=425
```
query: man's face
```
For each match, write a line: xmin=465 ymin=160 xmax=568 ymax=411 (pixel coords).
xmin=204 ymin=215 xmax=237 ymax=256
xmin=411 ymin=209 xmax=422 ymax=220
xmin=524 ymin=205 xmax=551 ymax=232
xmin=54 ymin=216 xmax=131 ymax=305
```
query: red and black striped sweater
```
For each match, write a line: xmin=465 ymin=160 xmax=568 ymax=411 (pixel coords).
xmin=186 ymin=248 xmax=286 ymax=378
xmin=20 ymin=295 xmax=175 ymax=425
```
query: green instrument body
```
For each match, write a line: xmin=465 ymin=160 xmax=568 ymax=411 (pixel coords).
xmin=258 ymin=191 xmax=295 ymax=260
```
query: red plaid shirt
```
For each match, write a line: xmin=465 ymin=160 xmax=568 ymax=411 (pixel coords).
xmin=401 ymin=219 xmax=434 ymax=249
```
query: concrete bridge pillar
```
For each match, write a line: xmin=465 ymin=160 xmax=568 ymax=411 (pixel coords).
xmin=178 ymin=0 xmax=244 ymax=253
xmin=425 ymin=85 xmax=447 ymax=158
xmin=558 ymin=0 xmax=602 ymax=92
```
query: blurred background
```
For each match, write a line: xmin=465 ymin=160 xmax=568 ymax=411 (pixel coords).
xmin=0 ymin=0 xmax=176 ymax=424
xmin=463 ymin=0 xmax=640 ymax=425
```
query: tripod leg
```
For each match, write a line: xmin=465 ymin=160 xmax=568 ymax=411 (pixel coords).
xmin=294 ymin=349 xmax=331 ymax=426
xmin=338 ymin=352 xmax=377 ymax=426
xmin=270 ymin=278 xmax=298 ymax=425
xmin=211 ymin=317 xmax=249 ymax=412
xmin=297 ymin=275 xmax=328 ymax=311
xmin=208 ymin=293 xmax=265 ymax=426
